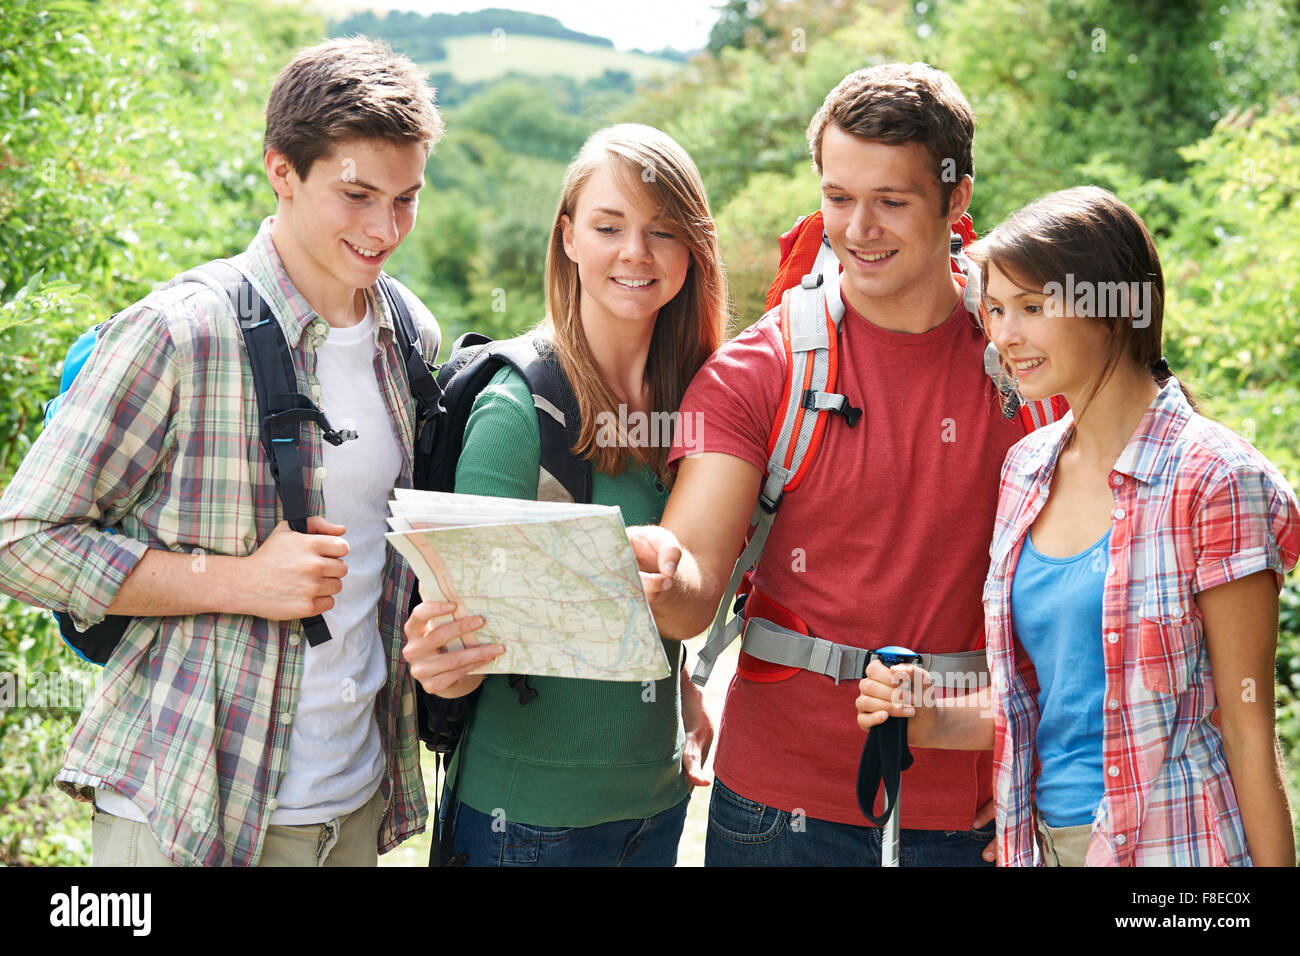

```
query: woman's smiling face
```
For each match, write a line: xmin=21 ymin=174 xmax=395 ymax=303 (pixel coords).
xmin=561 ymin=161 xmax=691 ymax=330
xmin=983 ymin=260 xmax=1113 ymax=404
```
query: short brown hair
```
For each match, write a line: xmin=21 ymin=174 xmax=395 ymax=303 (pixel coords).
xmin=541 ymin=124 xmax=728 ymax=480
xmin=967 ymin=186 xmax=1187 ymax=420
xmin=807 ymin=62 xmax=975 ymax=214
xmin=264 ymin=37 xmax=444 ymax=179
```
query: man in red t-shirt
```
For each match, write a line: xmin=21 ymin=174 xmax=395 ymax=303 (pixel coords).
xmin=630 ymin=63 xmax=1018 ymax=866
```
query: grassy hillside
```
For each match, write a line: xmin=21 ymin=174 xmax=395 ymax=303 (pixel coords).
xmin=428 ymin=33 xmax=682 ymax=83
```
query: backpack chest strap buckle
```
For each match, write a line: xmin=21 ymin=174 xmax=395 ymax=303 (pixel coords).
xmin=801 ymin=389 xmax=862 ymax=428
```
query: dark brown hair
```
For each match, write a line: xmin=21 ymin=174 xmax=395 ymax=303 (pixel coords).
xmin=966 ymin=185 xmax=1193 ymax=417
xmin=264 ymin=37 xmax=445 ymax=179
xmin=806 ymin=62 xmax=975 ymax=214
xmin=540 ymin=124 xmax=728 ymax=480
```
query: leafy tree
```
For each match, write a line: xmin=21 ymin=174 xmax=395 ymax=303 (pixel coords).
xmin=708 ymin=0 xmax=778 ymax=53
xmin=918 ymin=0 xmax=1300 ymax=224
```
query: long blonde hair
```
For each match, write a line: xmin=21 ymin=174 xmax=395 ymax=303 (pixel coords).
xmin=540 ymin=124 xmax=728 ymax=480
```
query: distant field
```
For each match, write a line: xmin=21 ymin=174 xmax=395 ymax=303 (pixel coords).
xmin=424 ymin=34 xmax=683 ymax=83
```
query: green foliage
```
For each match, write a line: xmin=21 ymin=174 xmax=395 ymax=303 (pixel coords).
xmin=708 ymin=0 xmax=779 ymax=53
xmin=332 ymin=7 xmax=617 ymax=57
xmin=0 ymin=272 xmax=92 ymax=487
xmin=628 ymin=5 xmax=914 ymax=212
xmin=0 ymin=0 xmax=323 ymax=477
xmin=918 ymin=0 xmax=1300 ymax=226
xmin=0 ymin=597 xmax=95 ymax=865
xmin=1155 ymin=100 xmax=1300 ymax=478
xmin=714 ymin=167 xmax=821 ymax=329
xmin=453 ymin=81 xmax=591 ymax=162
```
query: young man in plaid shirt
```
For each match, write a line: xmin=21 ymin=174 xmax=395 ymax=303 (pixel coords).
xmin=0 ymin=37 xmax=443 ymax=866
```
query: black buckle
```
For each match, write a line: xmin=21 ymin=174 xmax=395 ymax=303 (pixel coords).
xmin=322 ymin=427 xmax=358 ymax=446
xmin=803 ymin=389 xmax=862 ymax=428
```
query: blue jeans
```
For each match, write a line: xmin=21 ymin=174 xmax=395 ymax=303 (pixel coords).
xmin=443 ymin=796 xmax=691 ymax=867
xmin=705 ymin=779 xmax=996 ymax=867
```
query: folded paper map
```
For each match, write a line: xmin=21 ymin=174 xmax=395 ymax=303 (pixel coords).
xmin=385 ymin=489 xmax=669 ymax=681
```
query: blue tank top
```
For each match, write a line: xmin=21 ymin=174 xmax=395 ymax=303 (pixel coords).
xmin=1009 ymin=528 xmax=1111 ymax=827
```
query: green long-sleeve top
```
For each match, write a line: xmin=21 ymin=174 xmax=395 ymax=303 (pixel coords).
xmin=449 ymin=365 xmax=687 ymax=826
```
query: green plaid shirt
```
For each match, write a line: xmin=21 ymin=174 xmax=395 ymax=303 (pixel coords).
xmin=0 ymin=219 xmax=437 ymax=865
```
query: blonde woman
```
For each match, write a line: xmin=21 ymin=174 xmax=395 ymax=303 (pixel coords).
xmin=402 ymin=124 xmax=727 ymax=865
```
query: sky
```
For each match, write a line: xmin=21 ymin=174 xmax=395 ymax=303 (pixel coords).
xmin=311 ymin=0 xmax=725 ymax=52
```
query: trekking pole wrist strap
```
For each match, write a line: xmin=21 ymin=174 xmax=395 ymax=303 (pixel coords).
xmin=857 ymin=714 xmax=913 ymax=827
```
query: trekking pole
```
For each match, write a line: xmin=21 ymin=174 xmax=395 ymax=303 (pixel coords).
xmin=857 ymin=646 xmax=920 ymax=868
xmin=881 ymin=771 xmax=902 ymax=868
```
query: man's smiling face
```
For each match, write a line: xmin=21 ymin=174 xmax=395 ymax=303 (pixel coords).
xmin=268 ymin=136 xmax=426 ymax=321
xmin=819 ymin=125 xmax=964 ymax=319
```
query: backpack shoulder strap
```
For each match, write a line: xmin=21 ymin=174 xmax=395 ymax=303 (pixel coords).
xmin=693 ymin=246 xmax=859 ymax=686
xmin=192 ymin=259 xmax=344 ymax=648
xmin=764 ymin=211 xmax=827 ymax=313
xmin=489 ymin=335 xmax=592 ymax=505
xmin=377 ymin=275 xmax=444 ymax=422
xmin=377 ymin=276 xmax=446 ymax=489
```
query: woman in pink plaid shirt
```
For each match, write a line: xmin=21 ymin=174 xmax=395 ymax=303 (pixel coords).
xmin=857 ymin=186 xmax=1298 ymax=865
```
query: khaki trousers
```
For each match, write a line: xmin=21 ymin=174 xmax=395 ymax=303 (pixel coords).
xmin=90 ymin=786 xmax=385 ymax=867
xmin=1034 ymin=808 xmax=1093 ymax=867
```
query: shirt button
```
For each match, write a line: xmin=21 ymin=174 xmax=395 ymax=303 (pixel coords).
xmin=1111 ymin=474 xmax=1123 ymax=487
xmin=1108 ymin=765 xmax=1120 ymax=778
xmin=279 ymin=712 xmax=292 ymax=725
xmin=1106 ymin=632 xmax=1119 ymax=643
xmin=288 ymin=634 xmax=301 ymax=647
xmin=317 ymin=467 xmax=327 ymax=481
xmin=1114 ymin=833 xmax=1127 ymax=845
xmin=1108 ymin=699 xmax=1119 ymax=710
xmin=268 ymin=799 xmax=278 ymax=811
xmin=1111 ymin=507 xmax=1126 ymax=520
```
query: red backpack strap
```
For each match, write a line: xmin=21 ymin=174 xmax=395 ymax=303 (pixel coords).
xmin=1016 ymin=395 xmax=1070 ymax=433
xmin=693 ymin=246 xmax=857 ymax=686
xmin=765 ymin=211 xmax=826 ymax=314
xmin=764 ymin=278 xmax=848 ymax=490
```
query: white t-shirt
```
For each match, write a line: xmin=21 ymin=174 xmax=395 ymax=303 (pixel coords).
xmin=97 ymin=300 xmax=402 ymax=826
xmin=270 ymin=300 xmax=401 ymax=823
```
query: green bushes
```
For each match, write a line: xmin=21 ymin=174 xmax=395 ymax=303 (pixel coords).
xmin=0 ymin=598 xmax=95 ymax=865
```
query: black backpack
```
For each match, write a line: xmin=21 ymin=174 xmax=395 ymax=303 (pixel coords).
xmin=49 ymin=260 xmax=442 ymax=664
xmin=409 ymin=331 xmax=593 ymax=744
xmin=408 ymin=331 xmax=592 ymax=866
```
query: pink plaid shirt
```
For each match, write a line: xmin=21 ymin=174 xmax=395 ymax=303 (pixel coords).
xmin=985 ymin=380 xmax=1299 ymax=866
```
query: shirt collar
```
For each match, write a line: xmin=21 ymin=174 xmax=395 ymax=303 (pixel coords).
xmin=240 ymin=217 xmax=397 ymax=348
xmin=1112 ymin=378 xmax=1193 ymax=483
xmin=1015 ymin=379 xmax=1192 ymax=485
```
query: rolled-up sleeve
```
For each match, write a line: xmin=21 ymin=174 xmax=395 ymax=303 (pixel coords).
xmin=1191 ymin=462 xmax=1300 ymax=594
xmin=0 ymin=306 xmax=178 ymax=628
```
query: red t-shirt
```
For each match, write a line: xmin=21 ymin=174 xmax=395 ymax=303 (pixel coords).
xmin=670 ymin=294 xmax=1026 ymax=829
